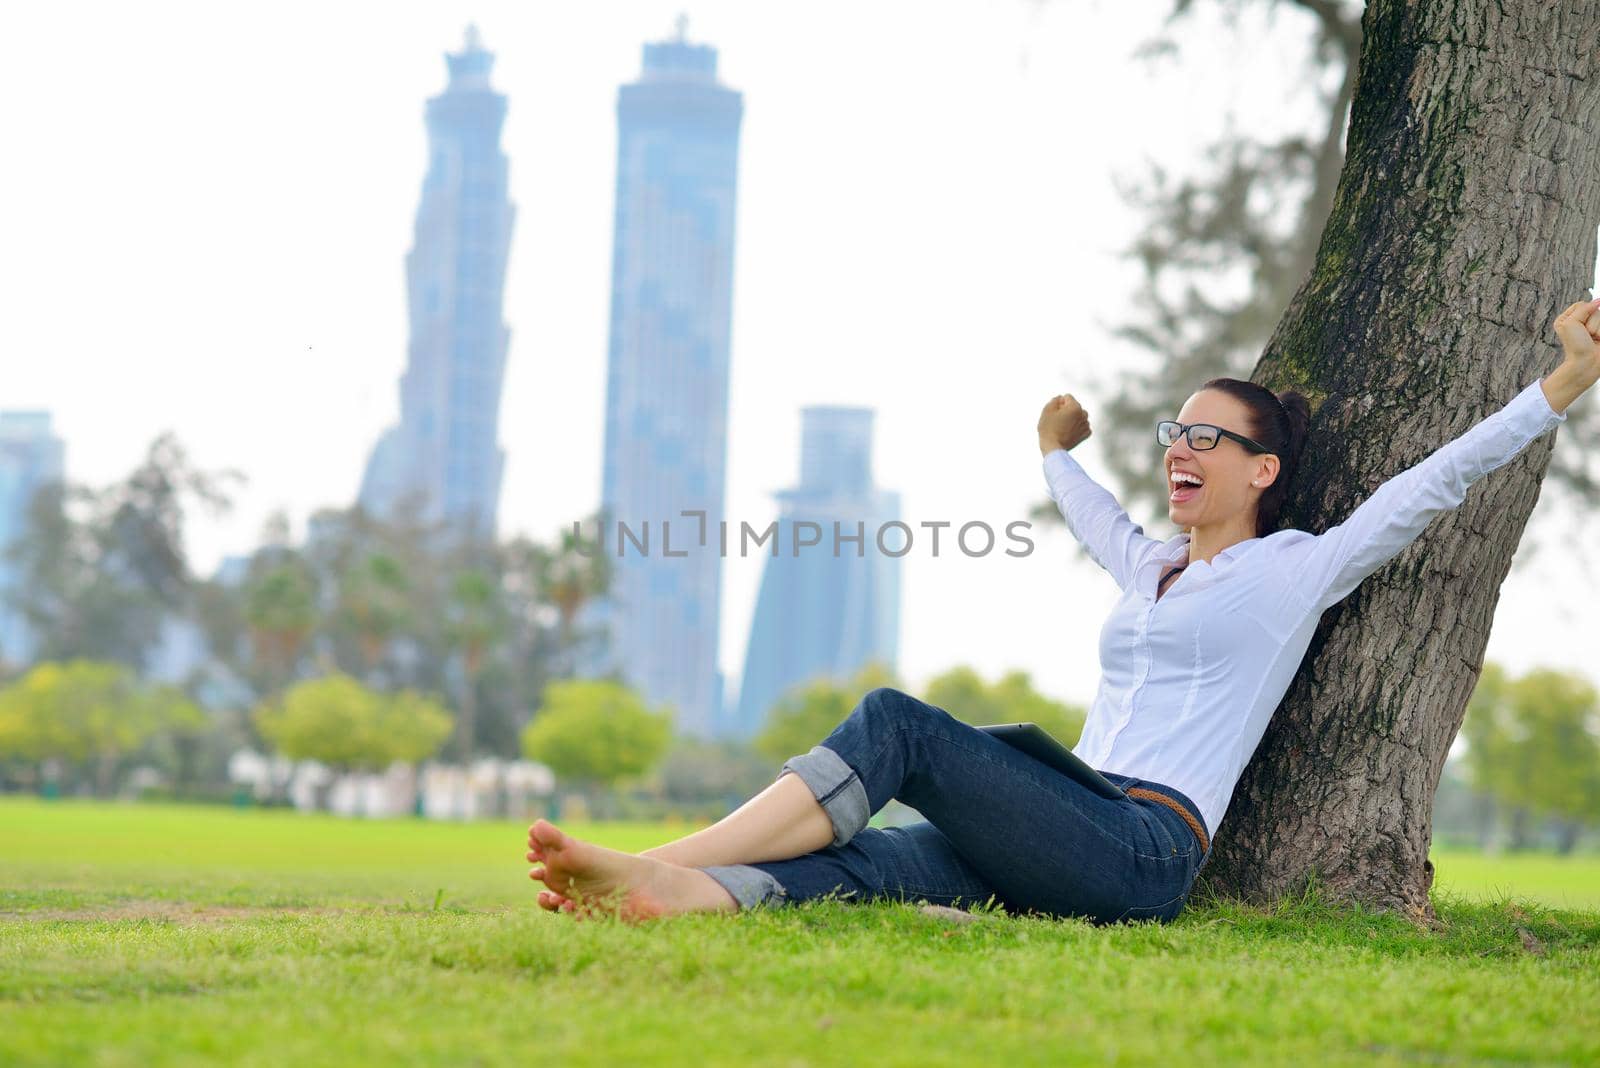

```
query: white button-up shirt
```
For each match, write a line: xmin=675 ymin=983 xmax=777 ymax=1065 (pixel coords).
xmin=1041 ymin=376 xmax=1567 ymax=839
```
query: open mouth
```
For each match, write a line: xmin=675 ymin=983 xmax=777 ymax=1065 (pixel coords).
xmin=1169 ymin=472 xmax=1204 ymax=504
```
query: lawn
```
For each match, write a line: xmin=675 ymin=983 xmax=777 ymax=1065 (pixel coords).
xmin=2 ymin=799 xmax=1597 ymax=1066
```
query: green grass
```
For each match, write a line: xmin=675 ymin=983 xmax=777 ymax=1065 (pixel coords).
xmin=1427 ymin=847 xmax=1600 ymax=910
xmin=2 ymin=800 xmax=1597 ymax=1067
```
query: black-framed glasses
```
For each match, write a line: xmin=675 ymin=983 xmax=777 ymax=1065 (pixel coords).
xmin=1155 ymin=420 xmax=1272 ymax=454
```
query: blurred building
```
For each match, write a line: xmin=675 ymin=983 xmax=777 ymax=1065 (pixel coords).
xmin=580 ymin=23 xmax=744 ymax=738
xmin=227 ymin=751 xmax=555 ymax=821
xmin=734 ymin=407 xmax=902 ymax=738
xmin=359 ymin=25 xmax=515 ymax=542
xmin=0 ymin=411 xmax=66 ymax=668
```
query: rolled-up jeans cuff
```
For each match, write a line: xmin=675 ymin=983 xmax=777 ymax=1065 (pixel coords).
xmin=699 ymin=864 xmax=788 ymax=911
xmin=782 ymin=744 xmax=869 ymax=847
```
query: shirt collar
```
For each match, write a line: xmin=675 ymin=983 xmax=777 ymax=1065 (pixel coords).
xmin=1164 ymin=532 xmax=1262 ymax=568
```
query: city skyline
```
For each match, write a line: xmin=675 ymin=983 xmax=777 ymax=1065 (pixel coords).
xmin=735 ymin=405 xmax=902 ymax=738
xmin=0 ymin=413 xmax=66 ymax=668
xmin=5 ymin=2 xmax=1597 ymax=713
xmin=582 ymin=24 xmax=744 ymax=737
xmin=359 ymin=25 xmax=516 ymax=540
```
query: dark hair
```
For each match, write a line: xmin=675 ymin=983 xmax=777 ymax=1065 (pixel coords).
xmin=1197 ymin=378 xmax=1312 ymax=537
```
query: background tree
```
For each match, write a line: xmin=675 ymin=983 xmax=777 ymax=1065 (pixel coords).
xmin=753 ymin=661 xmax=902 ymax=765
xmin=189 ymin=503 xmax=614 ymax=766
xmin=253 ymin=674 xmax=453 ymax=810
xmin=375 ymin=690 xmax=456 ymax=767
xmin=331 ymin=552 xmax=410 ymax=684
xmin=520 ymin=679 xmax=672 ymax=815
xmin=1463 ymin=664 xmax=1600 ymax=854
xmin=0 ymin=483 xmax=146 ymax=668
xmin=311 ymin=507 xmax=602 ymax=761
xmin=651 ymin=735 xmax=777 ymax=817
xmin=922 ymin=666 xmax=1086 ymax=747
xmin=1460 ymin=661 xmax=1520 ymax=848
xmin=0 ymin=660 xmax=204 ymax=796
xmin=243 ymin=560 xmax=318 ymax=690
xmin=1038 ymin=0 xmax=1598 ymax=550
xmin=253 ymin=674 xmax=383 ymax=785
xmin=373 ymin=688 xmax=455 ymax=815
xmin=299 ymin=505 xmax=440 ymax=687
xmin=512 ymin=516 xmax=612 ymax=678
xmin=190 ymin=572 xmax=250 ymax=681
xmin=445 ymin=567 xmax=507 ymax=764
xmin=1050 ymin=1 xmax=1368 ymax=525
xmin=753 ymin=663 xmax=1084 ymax=768
xmin=98 ymin=433 xmax=240 ymax=610
xmin=3 ymin=434 xmax=239 ymax=671
xmin=1503 ymin=669 xmax=1600 ymax=854
xmin=1189 ymin=2 xmax=1600 ymax=916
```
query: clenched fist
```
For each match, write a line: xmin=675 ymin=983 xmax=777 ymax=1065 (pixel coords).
xmin=1553 ymin=297 xmax=1600 ymax=374
xmin=1540 ymin=296 xmax=1600 ymax=416
xmin=1038 ymin=394 xmax=1092 ymax=455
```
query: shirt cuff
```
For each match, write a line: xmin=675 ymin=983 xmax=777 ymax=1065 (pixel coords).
xmin=1041 ymin=448 xmax=1082 ymax=497
xmin=1518 ymin=375 xmax=1567 ymax=427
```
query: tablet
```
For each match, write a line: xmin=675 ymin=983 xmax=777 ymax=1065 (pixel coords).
xmin=977 ymin=722 xmax=1128 ymax=800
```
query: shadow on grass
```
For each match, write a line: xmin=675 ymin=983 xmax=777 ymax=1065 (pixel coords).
xmin=1170 ymin=874 xmax=1600 ymax=961
xmin=7 ymin=875 xmax=1596 ymax=969
xmin=670 ymin=875 xmax=1600 ymax=965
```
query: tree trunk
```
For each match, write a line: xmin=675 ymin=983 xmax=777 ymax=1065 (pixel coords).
xmin=1199 ymin=1 xmax=1600 ymax=920
xmin=1472 ymin=790 xmax=1496 ymax=852
xmin=96 ymin=751 xmax=119 ymax=798
xmin=1508 ymin=806 xmax=1534 ymax=852
xmin=314 ymin=775 xmax=335 ymax=813
xmin=456 ymin=664 xmax=478 ymax=819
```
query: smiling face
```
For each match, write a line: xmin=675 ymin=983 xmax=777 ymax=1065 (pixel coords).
xmin=1165 ymin=389 xmax=1281 ymax=534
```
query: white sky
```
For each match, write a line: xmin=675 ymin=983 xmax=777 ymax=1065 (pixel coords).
xmin=3 ymin=0 xmax=1596 ymax=713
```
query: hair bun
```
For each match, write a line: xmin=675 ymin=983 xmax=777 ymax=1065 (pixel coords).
xmin=1275 ymin=390 xmax=1310 ymax=422
xmin=1275 ymin=390 xmax=1312 ymax=454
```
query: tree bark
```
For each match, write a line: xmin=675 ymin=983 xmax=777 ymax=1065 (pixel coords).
xmin=1198 ymin=1 xmax=1600 ymax=920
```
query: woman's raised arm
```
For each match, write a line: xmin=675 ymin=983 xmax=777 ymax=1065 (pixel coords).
xmin=1285 ymin=298 xmax=1600 ymax=614
xmin=1038 ymin=393 xmax=1161 ymax=592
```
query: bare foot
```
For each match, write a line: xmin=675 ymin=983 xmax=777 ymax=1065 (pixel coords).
xmin=526 ymin=827 xmax=706 ymax=912
xmin=535 ymin=888 xmax=573 ymax=912
xmin=526 ymin=825 xmax=573 ymax=912
xmin=528 ymin=828 xmax=691 ymax=913
xmin=526 ymin=818 xmax=737 ymax=922
xmin=521 ymin=831 xmax=678 ymax=914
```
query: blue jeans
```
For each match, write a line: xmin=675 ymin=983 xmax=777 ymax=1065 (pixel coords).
xmin=699 ymin=687 xmax=1210 ymax=925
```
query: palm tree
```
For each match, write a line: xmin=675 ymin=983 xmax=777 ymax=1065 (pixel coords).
xmin=445 ymin=569 xmax=505 ymax=765
xmin=527 ymin=515 xmax=611 ymax=677
xmin=336 ymin=552 xmax=410 ymax=684
xmin=243 ymin=562 xmax=318 ymax=691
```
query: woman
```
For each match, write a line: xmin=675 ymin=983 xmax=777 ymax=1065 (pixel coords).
xmin=526 ymin=297 xmax=1600 ymax=924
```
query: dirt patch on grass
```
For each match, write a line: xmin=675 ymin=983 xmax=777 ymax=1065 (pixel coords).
xmin=6 ymin=902 xmax=335 ymax=924
xmin=4 ymin=901 xmax=517 ymax=924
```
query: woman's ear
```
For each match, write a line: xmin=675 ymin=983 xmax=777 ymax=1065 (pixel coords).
xmin=1252 ymin=455 xmax=1281 ymax=488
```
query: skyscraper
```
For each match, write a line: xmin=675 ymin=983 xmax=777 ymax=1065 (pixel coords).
xmin=734 ymin=407 xmax=902 ymax=738
xmin=359 ymin=25 xmax=515 ymax=540
xmin=0 ymin=412 xmax=66 ymax=667
xmin=584 ymin=24 xmax=744 ymax=737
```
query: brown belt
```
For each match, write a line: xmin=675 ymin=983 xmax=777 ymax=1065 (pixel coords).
xmin=1126 ymin=787 xmax=1210 ymax=854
